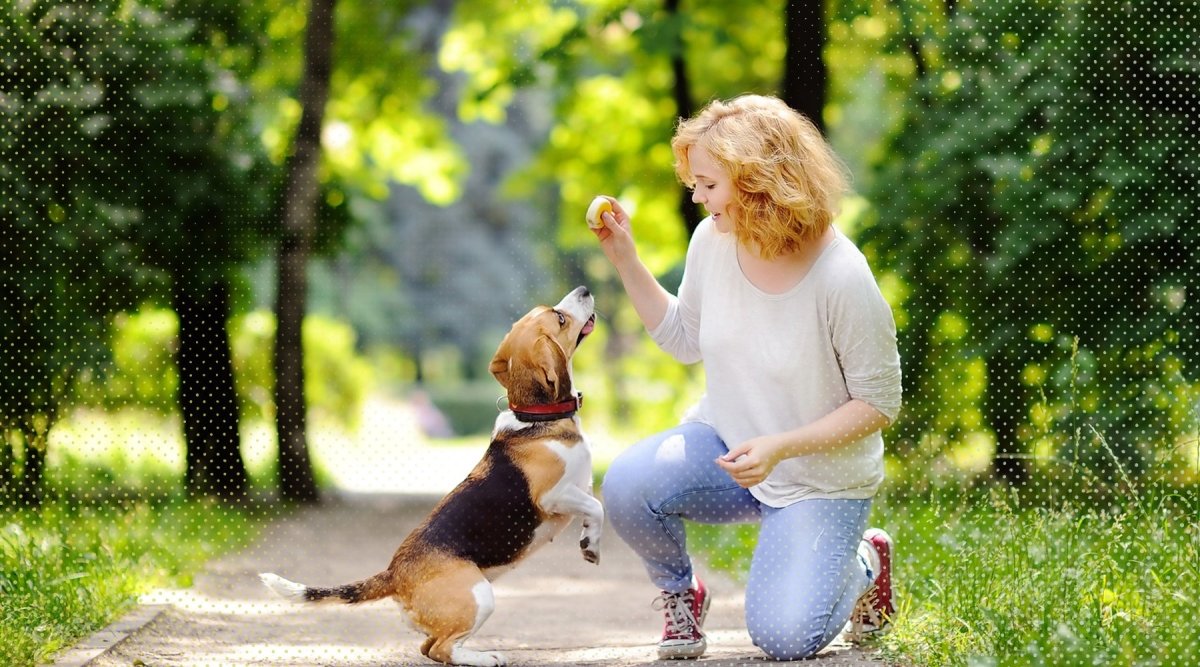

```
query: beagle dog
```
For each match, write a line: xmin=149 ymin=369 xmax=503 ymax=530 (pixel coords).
xmin=260 ymin=286 xmax=603 ymax=667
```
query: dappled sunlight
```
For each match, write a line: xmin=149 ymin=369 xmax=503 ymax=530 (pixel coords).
xmin=93 ymin=605 xmax=421 ymax=666
xmin=43 ymin=395 xmax=492 ymax=497
xmin=42 ymin=392 xmax=636 ymax=498
xmin=48 ymin=408 xmax=184 ymax=472
xmin=142 ymin=588 xmax=314 ymax=617
xmin=215 ymin=643 xmax=401 ymax=665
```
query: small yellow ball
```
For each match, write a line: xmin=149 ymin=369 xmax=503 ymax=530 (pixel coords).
xmin=585 ymin=196 xmax=613 ymax=229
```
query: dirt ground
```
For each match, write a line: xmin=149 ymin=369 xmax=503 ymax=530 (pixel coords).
xmin=59 ymin=488 xmax=889 ymax=667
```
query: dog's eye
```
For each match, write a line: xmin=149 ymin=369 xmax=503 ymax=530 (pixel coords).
xmin=557 ymin=312 xmax=566 ymax=327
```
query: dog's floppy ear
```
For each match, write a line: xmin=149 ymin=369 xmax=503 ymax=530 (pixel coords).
xmin=532 ymin=335 xmax=566 ymax=399
xmin=489 ymin=347 xmax=511 ymax=386
xmin=501 ymin=335 xmax=568 ymax=404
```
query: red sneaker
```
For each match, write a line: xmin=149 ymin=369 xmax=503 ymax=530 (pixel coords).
xmin=845 ymin=528 xmax=895 ymax=642
xmin=652 ymin=575 xmax=710 ymax=659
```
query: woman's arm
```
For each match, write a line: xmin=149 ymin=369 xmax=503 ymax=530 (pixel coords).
xmin=591 ymin=199 xmax=672 ymax=331
xmin=715 ymin=399 xmax=891 ymax=488
xmin=611 ymin=247 xmax=673 ymax=332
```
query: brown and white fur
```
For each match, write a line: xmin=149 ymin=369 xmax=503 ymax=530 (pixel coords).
xmin=260 ymin=286 xmax=603 ymax=667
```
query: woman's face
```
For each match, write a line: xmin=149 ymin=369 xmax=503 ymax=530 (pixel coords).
xmin=687 ymin=146 xmax=735 ymax=233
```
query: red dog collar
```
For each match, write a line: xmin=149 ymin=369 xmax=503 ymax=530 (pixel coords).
xmin=509 ymin=393 xmax=583 ymax=422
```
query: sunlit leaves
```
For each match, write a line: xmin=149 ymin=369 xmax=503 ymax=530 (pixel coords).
xmin=862 ymin=0 xmax=1199 ymax=474
xmin=235 ymin=0 xmax=464 ymax=205
xmin=441 ymin=0 xmax=586 ymax=122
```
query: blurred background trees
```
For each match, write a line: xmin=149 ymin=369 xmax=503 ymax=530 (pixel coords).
xmin=860 ymin=0 xmax=1199 ymax=490
xmin=1 ymin=0 xmax=277 ymax=503
xmin=1 ymin=0 xmax=1196 ymax=506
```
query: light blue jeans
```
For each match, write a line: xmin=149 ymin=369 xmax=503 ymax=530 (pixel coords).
xmin=602 ymin=422 xmax=874 ymax=661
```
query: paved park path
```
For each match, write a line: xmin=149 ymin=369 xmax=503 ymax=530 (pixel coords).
xmin=52 ymin=403 xmax=890 ymax=667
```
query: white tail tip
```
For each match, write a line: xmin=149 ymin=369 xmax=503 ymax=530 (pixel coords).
xmin=259 ymin=572 xmax=307 ymax=602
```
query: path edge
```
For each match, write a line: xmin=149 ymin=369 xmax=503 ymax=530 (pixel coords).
xmin=42 ymin=604 xmax=169 ymax=667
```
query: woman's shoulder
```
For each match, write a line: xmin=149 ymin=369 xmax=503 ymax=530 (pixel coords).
xmin=812 ymin=233 xmax=883 ymax=294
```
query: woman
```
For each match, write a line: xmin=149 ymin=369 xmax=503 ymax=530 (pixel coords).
xmin=591 ymin=94 xmax=902 ymax=661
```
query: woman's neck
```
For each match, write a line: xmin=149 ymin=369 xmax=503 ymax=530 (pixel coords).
xmin=737 ymin=226 xmax=836 ymax=294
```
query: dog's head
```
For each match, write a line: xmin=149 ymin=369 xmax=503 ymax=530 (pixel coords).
xmin=490 ymin=286 xmax=595 ymax=407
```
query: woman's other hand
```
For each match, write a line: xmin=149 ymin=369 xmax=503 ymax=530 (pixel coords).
xmin=716 ymin=434 xmax=788 ymax=488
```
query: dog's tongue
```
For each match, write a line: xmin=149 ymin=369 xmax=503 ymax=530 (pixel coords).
xmin=581 ymin=316 xmax=595 ymax=335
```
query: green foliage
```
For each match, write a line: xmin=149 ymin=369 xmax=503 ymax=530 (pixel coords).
xmin=74 ymin=310 xmax=180 ymax=413
xmin=45 ymin=411 xmax=190 ymax=499
xmin=876 ymin=488 xmax=1200 ymax=667
xmin=230 ymin=311 xmax=374 ymax=430
xmin=1 ymin=0 xmax=457 ymax=500
xmin=299 ymin=315 xmax=375 ymax=429
xmin=0 ymin=499 xmax=260 ymax=665
xmin=0 ymin=0 xmax=284 ymax=500
xmin=0 ymin=1 xmax=177 ymax=470
xmin=825 ymin=4 xmax=915 ymax=192
xmin=70 ymin=308 xmax=372 ymax=431
xmin=329 ymin=2 xmax=467 ymax=203
xmin=443 ymin=0 xmax=786 ymax=268
xmin=860 ymin=0 xmax=1200 ymax=472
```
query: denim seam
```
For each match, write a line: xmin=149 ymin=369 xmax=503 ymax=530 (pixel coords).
xmin=652 ymin=483 xmax=752 ymax=519
xmin=649 ymin=484 xmax=753 ymax=588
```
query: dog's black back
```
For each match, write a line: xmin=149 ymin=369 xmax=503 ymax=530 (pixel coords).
xmin=416 ymin=443 xmax=541 ymax=569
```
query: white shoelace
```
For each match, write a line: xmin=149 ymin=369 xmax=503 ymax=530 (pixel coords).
xmin=652 ymin=590 xmax=700 ymax=639
xmin=844 ymin=584 xmax=883 ymax=642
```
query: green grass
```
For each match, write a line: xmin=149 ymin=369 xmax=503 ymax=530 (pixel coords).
xmin=0 ymin=499 xmax=262 ymax=666
xmin=688 ymin=483 xmax=1200 ymax=666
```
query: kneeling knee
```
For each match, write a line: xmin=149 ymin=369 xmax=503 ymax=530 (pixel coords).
xmin=748 ymin=622 xmax=825 ymax=661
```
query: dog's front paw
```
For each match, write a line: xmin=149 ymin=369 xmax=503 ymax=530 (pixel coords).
xmin=580 ymin=537 xmax=600 ymax=564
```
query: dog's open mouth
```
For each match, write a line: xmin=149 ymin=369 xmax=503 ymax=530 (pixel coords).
xmin=577 ymin=315 xmax=595 ymax=344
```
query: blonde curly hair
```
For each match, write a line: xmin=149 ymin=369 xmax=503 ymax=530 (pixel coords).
xmin=671 ymin=95 xmax=850 ymax=259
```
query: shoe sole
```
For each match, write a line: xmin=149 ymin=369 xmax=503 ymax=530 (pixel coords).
xmin=658 ymin=641 xmax=706 ymax=660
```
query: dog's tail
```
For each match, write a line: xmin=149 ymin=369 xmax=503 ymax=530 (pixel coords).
xmin=259 ymin=571 xmax=395 ymax=605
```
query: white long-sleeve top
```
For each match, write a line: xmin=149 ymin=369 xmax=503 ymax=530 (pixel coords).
xmin=649 ymin=217 xmax=902 ymax=506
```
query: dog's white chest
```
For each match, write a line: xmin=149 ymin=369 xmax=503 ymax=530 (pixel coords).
xmin=527 ymin=439 xmax=591 ymax=541
xmin=544 ymin=438 xmax=593 ymax=489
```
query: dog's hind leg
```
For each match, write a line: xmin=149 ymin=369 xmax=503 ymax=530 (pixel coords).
xmin=404 ymin=564 xmax=505 ymax=666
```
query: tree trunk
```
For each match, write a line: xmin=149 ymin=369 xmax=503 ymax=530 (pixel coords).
xmin=665 ymin=0 xmax=702 ymax=238
xmin=890 ymin=0 xmax=928 ymax=79
xmin=174 ymin=278 xmax=248 ymax=500
xmin=0 ymin=430 xmax=12 ymax=502
xmin=16 ymin=427 xmax=46 ymax=506
xmin=781 ymin=0 xmax=827 ymax=132
xmin=273 ymin=0 xmax=336 ymax=504
xmin=986 ymin=354 xmax=1028 ymax=486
